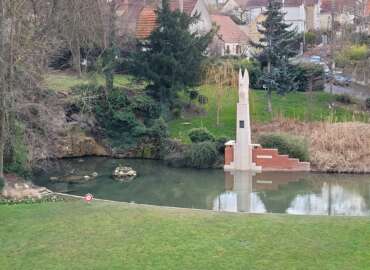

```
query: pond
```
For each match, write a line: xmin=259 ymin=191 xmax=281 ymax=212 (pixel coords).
xmin=32 ymin=157 xmax=370 ymax=217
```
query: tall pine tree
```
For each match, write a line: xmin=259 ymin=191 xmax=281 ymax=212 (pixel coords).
xmin=252 ymin=0 xmax=300 ymax=112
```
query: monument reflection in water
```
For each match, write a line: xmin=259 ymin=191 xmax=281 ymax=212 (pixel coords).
xmin=214 ymin=171 xmax=370 ymax=216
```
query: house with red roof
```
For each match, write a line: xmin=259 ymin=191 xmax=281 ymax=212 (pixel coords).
xmin=170 ymin=0 xmax=213 ymax=34
xmin=211 ymin=14 xmax=250 ymax=56
xmin=118 ymin=0 xmax=212 ymax=40
xmin=135 ymin=6 xmax=158 ymax=40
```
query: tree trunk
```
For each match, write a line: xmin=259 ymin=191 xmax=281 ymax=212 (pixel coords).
xmin=104 ymin=0 xmax=117 ymax=93
xmin=216 ymin=100 xmax=220 ymax=127
xmin=267 ymin=90 xmax=272 ymax=113
xmin=0 ymin=0 xmax=5 ymax=178
xmin=105 ymin=72 xmax=114 ymax=93
xmin=308 ymin=78 xmax=313 ymax=121
xmin=0 ymin=94 xmax=5 ymax=179
xmin=267 ymin=61 xmax=272 ymax=113
xmin=71 ymin=38 xmax=82 ymax=77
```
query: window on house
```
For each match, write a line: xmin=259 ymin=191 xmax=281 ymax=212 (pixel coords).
xmin=236 ymin=45 xmax=241 ymax=54
xmin=239 ymin=120 xmax=245 ymax=128
xmin=226 ymin=45 xmax=230 ymax=55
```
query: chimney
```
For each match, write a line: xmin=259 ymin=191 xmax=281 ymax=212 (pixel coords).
xmin=179 ymin=0 xmax=184 ymax=12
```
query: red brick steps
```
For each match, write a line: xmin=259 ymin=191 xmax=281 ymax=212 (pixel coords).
xmin=252 ymin=146 xmax=310 ymax=172
xmin=224 ymin=143 xmax=311 ymax=172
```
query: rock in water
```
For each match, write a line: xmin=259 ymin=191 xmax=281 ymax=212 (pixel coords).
xmin=113 ymin=166 xmax=137 ymax=182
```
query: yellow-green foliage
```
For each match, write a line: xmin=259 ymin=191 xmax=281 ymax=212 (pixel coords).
xmin=335 ymin=45 xmax=369 ymax=66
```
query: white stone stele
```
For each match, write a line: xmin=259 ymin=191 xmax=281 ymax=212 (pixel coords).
xmin=224 ymin=69 xmax=261 ymax=172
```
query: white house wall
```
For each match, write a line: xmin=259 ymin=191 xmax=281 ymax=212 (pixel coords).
xmin=223 ymin=42 xmax=249 ymax=56
xmin=283 ymin=5 xmax=305 ymax=32
xmin=221 ymin=0 xmax=239 ymax=13
xmin=314 ymin=2 xmax=321 ymax=30
xmin=190 ymin=0 xmax=213 ymax=34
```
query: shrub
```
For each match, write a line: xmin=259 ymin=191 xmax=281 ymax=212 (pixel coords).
xmin=258 ymin=133 xmax=309 ymax=162
xmin=346 ymin=45 xmax=368 ymax=61
xmin=73 ymin=83 xmax=169 ymax=150
xmin=161 ymin=139 xmax=190 ymax=168
xmin=147 ymin=118 xmax=169 ymax=140
xmin=186 ymin=141 xmax=218 ymax=169
xmin=366 ymin=98 xmax=370 ymax=110
xmin=215 ymin=136 xmax=231 ymax=154
xmin=171 ymin=107 xmax=182 ymax=118
xmin=71 ymin=84 xmax=104 ymax=113
xmin=131 ymin=95 xmax=160 ymax=119
xmin=335 ymin=45 xmax=369 ymax=67
xmin=293 ymin=63 xmax=325 ymax=91
xmin=304 ymin=31 xmax=321 ymax=47
xmin=335 ymin=94 xmax=353 ymax=105
xmin=4 ymin=121 xmax=29 ymax=176
xmin=188 ymin=128 xmax=215 ymax=143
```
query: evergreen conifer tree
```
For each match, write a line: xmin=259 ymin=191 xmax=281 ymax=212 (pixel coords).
xmin=252 ymin=0 xmax=300 ymax=112
xmin=130 ymin=0 xmax=213 ymax=115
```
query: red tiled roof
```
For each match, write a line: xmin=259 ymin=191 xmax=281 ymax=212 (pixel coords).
xmin=211 ymin=14 xmax=249 ymax=43
xmin=169 ymin=0 xmax=198 ymax=15
xmin=136 ymin=6 xmax=158 ymax=39
xmin=135 ymin=1 xmax=200 ymax=39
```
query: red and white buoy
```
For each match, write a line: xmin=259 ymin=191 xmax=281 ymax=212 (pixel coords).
xmin=84 ymin=193 xmax=93 ymax=203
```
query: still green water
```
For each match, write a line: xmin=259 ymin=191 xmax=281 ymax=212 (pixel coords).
xmin=33 ymin=157 xmax=370 ymax=216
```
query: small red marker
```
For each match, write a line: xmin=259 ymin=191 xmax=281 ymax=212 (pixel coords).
xmin=84 ymin=193 xmax=93 ymax=203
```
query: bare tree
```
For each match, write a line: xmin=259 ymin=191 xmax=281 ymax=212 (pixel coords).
xmin=204 ymin=61 xmax=237 ymax=127
xmin=0 ymin=0 xmax=6 ymax=178
xmin=0 ymin=0 xmax=60 ymax=178
xmin=57 ymin=0 xmax=107 ymax=76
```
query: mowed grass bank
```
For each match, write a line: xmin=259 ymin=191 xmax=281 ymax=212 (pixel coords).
xmin=1 ymin=201 xmax=370 ymax=270
xmin=44 ymin=72 xmax=140 ymax=92
xmin=169 ymin=86 xmax=370 ymax=141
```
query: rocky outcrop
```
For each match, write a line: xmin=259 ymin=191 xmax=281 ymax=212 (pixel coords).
xmin=56 ymin=127 xmax=109 ymax=158
xmin=19 ymin=88 xmax=110 ymax=160
xmin=19 ymin=87 xmax=160 ymax=163
xmin=112 ymin=141 xmax=161 ymax=159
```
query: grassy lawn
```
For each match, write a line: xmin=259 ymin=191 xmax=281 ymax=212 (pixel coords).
xmin=44 ymin=72 xmax=139 ymax=92
xmin=169 ymin=86 xmax=370 ymax=141
xmin=1 ymin=201 xmax=370 ymax=270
